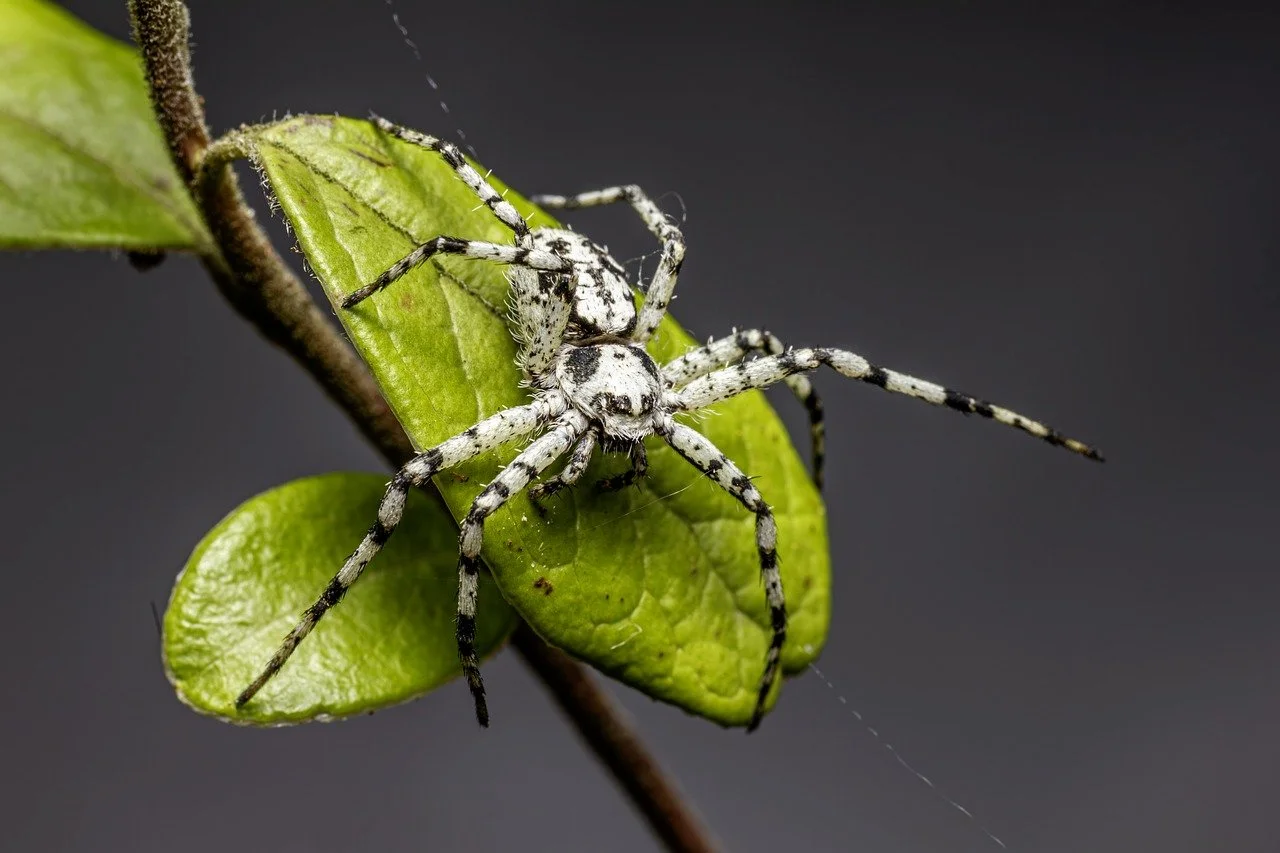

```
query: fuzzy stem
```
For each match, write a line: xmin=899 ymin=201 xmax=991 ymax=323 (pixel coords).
xmin=128 ymin=0 xmax=411 ymax=460
xmin=513 ymin=624 xmax=718 ymax=853
xmin=127 ymin=2 xmax=716 ymax=851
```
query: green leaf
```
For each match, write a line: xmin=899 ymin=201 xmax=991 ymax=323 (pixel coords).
xmin=164 ymin=473 xmax=519 ymax=724
xmin=0 ymin=0 xmax=207 ymax=250
xmin=247 ymin=115 xmax=830 ymax=727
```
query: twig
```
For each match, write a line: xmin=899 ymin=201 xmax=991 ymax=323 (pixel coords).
xmin=129 ymin=0 xmax=411 ymax=460
xmin=513 ymin=624 xmax=718 ymax=853
xmin=127 ymin=2 xmax=716 ymax=851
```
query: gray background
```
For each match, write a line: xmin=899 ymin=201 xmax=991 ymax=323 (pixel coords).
xmin=3 ymin=1 xmax=1278 ymax=851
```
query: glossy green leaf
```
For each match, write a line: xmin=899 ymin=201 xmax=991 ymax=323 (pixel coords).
xmin=0 ymin=0 xmax=207 ymax=249
xmin=248 ymin=115 xmax=829 ymax=727
xmin=165 ymin=473 xmax=519 ymax=724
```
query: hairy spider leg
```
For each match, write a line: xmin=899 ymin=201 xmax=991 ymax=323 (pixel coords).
xmin=358 ymin=118 xmax=580 ymax=383
xmin=370 ymin=115 xmax=532 ymax=243
xmin=664 ymin=329 xmax=826 ymax=487
xmin=531 ymin=186 xmax=685 ymax=343
xmin=596 ymin=440 xmax=649 ymax=492
xmin=528 ymin=429 xmax=598 ymax=505
xmin=457 ymin=411 xmax=589 ymax=725
xmin=341 ymin=236 xmax=573 ymax=307
xmin=656 ymin=417 xmax=785 ymax=731
xmin=676 ymin=347 xmax=1103 ymax=460
xmin=235 ymin=398 xmax=560 ymax=709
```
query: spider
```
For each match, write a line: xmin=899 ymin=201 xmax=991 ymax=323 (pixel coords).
xmin=236 ymin=115 xmax=1102 ymax=730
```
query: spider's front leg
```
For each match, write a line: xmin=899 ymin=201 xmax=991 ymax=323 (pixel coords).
xmin=531 ymin=185 xmax=685 ymax=342
xmin=528 ymin=429 xmax=598 ymax=513
xmin=457 ymin=411 xmax=588 ymax=725
xmin=656 ymin=416 xmax=785 ymax=731
xmin=676 ymin=346 xmax=1103 ymax=460
xmin=235 ymin=397 xmax=562 ymax=709
xmin=597 ymin=440 xmax=648 ymax=491
xmin=664 ymin=329 xmax=827 ymax=487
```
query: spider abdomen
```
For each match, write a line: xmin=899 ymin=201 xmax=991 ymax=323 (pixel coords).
xmin=531 ymin=228 xmax=635 ymax=338
xmin=556 ymin=342 xmax=663 ymax=441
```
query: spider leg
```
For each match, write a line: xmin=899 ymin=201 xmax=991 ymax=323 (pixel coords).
xmin=676 ymin=347 xmax=1104 ymax=460
xmin=531 ymin=185 xmax=674 ymax=242
xmin=663 ymin=329 xmax=826 ymax=488
xmin=367 ymin=117 xmax=572 ymax=386
xmin=371 ymin=115 xmax=531 ymax=245
xmin=457 ymin=411 xmax=589 ymax=726
xmin=597 ymin=440 xmax=648 ymax=491
xmin=656 ymin=416 xmax=784 ymax=731
xmin=530 ymin=185 xmax=684 ymax=343
xmin=342 ymin=237 xmax=573 ymax=308
xmin=528 ymin=428 xmax=598 ymax=510
xmin=235 ymin=396 xmax=563 ymax=709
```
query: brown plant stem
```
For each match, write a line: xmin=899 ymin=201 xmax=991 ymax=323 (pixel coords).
xmin=513 ymin=624 xmax=718 ymax=853
xmin=127 ymin=2 xmax=716 ymax=851
xmin=128 ymin=0 xmax=410 ymax=461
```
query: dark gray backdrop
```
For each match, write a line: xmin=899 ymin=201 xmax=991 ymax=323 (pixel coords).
xmin=4 ymin=1 xmax=1278 ymax=851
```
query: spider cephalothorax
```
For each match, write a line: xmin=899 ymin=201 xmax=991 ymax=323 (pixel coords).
xmin=558 ymin=343 xmax=664 ymax=441
xmin=237 ymin=115 xmax=1102 ymax=730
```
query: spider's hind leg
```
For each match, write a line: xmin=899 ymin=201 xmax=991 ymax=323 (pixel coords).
xmin=530 ymin=185 xmax=684 ymax=343
xmin=345 ymin=116 xmax=575 ymax=309
xmin=531 ymin=185 xmax=674 ymax=245
xmin=656 ymin=417 xmax=785 ymax=731
xmin=341 ymin=237 xmax=573 ymax=308
xmin=371 ymin=115 xmax=532 ymax=243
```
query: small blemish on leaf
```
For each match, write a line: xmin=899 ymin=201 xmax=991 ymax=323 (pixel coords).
xmin=533 ymin=577 xmax=554 ymax=596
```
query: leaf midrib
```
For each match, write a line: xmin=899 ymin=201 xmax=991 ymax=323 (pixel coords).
xmin=0 ymin=104 xmax=207 ymax=247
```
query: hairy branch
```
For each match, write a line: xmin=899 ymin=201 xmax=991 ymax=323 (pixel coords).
xmin=128 ymin=0 xmax=410 ymax=459
xmin=513 ymin=624 xmax=718 ymax=853
xmin=127 ymin=2 xmax=715 ymax=851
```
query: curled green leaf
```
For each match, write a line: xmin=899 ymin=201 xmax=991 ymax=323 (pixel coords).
xmin=164 ymin=473 xmax=519 ymax=724
xmin=246 ymin=115 xmax=830 ymax=727
xmin=0 ymin=0 xmax=207 ymax=250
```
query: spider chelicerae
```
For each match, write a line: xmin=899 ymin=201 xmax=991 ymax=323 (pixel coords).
xmin=236 ymin=115 xmax=1102 ymax=730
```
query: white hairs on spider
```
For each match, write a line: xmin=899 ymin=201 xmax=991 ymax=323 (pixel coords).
xmin=235 ymin=116 xmax=1102 ymax=731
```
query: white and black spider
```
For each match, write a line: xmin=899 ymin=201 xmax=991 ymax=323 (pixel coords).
xmin=236 ymin=115 xmax=1102 ymax=730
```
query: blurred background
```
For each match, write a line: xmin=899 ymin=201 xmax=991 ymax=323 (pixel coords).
xmin=3 ymin=1 xmax=1278 ymax=850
